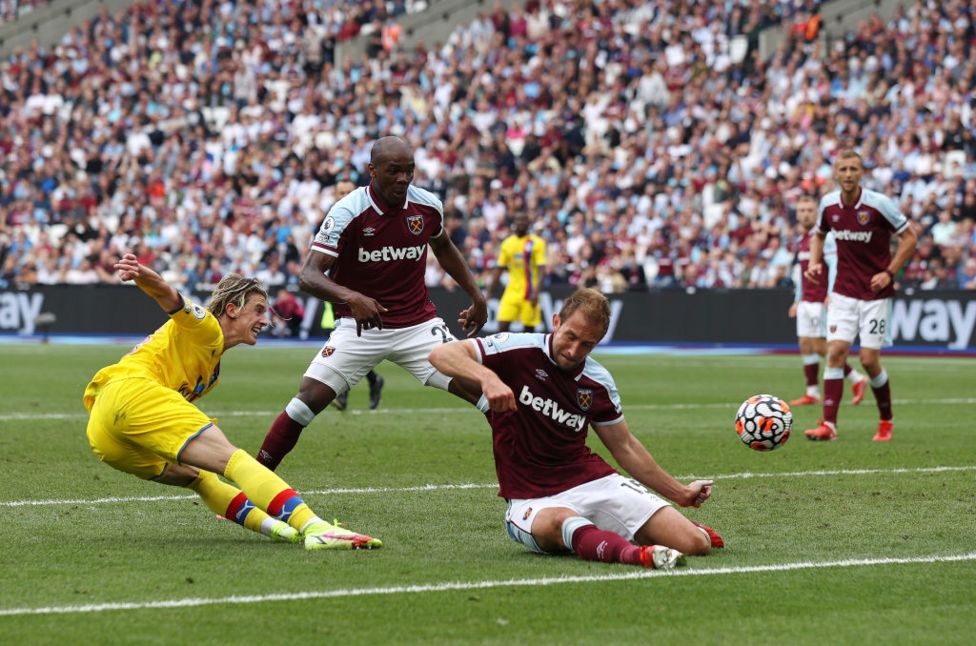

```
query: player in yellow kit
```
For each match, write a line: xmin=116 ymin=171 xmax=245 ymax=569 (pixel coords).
xmin=84 ymin=253 xmax=381 ymax=550
xmin=487 ymin=213 xmax=547 ymax=332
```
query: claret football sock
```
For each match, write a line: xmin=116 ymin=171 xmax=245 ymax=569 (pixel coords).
xmin=822 ymin=367 xmax=845 ymax=425
xmin=802 ymin=355 xmax=820 ymax=391
xmin=871 ymin=370 xmax=893 ymax=421
xmin=257 ymin=398 xmax=315 ymax=470
xmin=564 ymin=517 xmax=642 ymax=566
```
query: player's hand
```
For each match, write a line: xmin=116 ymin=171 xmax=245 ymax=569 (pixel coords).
xmin=804 ymin=262 xmax=822 ymax=284
xmin=679 ymin=480 xmax=714 ymax=508
xmin=870 ymin=271 xmax=891 ymax=293
xmin=346 ymin=293 xmax=388 ymax=336
xmin=481 ymin=375 xmax=516 ymax=412
xmin=788 ymin=303 xmax=798 ymax=318
xmin=458 ymin=298 xmax=488 ymax=338
xmin=114 ymin=253 xmax=144 ymax=282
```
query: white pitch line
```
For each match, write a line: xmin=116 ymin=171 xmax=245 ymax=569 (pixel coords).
xmin=3 ymin=397 xmax=975 ymax=422
xmin=2 ymin=465 xmax=974 ymax=508
xmin=1 ymin=551 xmax=974 ymax=617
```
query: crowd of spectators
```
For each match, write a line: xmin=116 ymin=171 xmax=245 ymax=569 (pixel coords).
xmin=0 ymin=0 xmax=48 ymax=26
xmin=1 ymin=0 xmax=975 ymax=296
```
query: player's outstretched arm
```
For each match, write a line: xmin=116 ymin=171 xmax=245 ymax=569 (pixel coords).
xmin=298 ymin=250 xmax=387 ymax=336
xmin=484 ymin=266 xmax=503 ymax=300
xmin=429 ymin=232 xmax=487 ymax=337
xmin=593 ymin=420 xmax=713 ymax=508
xmin=429 ymin=341 xmax=515 ymax=412
xmin=115 ymin=253 xmax=181 ymax=313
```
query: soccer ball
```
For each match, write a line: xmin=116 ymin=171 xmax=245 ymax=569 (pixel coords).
xmin=735 ymin=394 xmax=792 ymax=451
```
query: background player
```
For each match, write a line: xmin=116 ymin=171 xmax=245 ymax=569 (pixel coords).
xmin=84 ymin=254 xmax=381 ymax=550
xmin=803 ymin=150 xmax=918 ymax=442
xmin=485 ymin=212 xmax=547 ymax=332
xmin=429 ymin=288 xmax=722 ymax=569
xmin=788 ymin=195 xmax=867 ymax=406
xmin=257 ymin=136 xmax=487 ymax=470
xmin=329 ymin=178 xmax=384 ymax=412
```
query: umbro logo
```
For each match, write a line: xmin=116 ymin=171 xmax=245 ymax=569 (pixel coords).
xmin=535 ymin=369 xmax=549 ymax=381
xmin=363 ymin=227 xmax=376 ymax=237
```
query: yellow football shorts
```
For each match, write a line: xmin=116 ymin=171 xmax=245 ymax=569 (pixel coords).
xmin=498 ymin=292 xmax=542 ymax=327
xmin=86 ymin=378 xmax=215 ymax=480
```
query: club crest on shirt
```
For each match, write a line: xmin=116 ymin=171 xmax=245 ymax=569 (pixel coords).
xmin=321 ymin=346 xmax=336 ymax=358
xmin=577 ymin=388 xmax=593 ymax=411
xmin=406 ymin=214 xmax=424 ymax=235
xmin=857 ymin=211 xmax=871 ymax=225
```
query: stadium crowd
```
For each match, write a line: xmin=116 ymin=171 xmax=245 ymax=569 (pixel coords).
xmin=1 ymin=0 xmax=975 ymax=295
xmin=0 ymin=0 xmax=48 ymax=25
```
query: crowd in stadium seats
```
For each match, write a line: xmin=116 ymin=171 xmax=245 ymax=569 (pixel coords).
xmin=0 ymin=0 xmax=47 ymax=25
xmin=0 ymin=0 xmax=974 ymax=295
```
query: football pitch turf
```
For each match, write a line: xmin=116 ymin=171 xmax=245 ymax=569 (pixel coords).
xmin=0 ymin=343 xmax=973 ymax=644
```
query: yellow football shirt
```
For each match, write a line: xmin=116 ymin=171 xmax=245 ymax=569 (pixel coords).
xmin=498 ymin=234 xmax=547 ymax=300
xmin=83 ymin=296 xmax=224 ymax=410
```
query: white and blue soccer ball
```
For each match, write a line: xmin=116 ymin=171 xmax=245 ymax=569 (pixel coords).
xmin=735 ymin=394 xmax=792 ymax=451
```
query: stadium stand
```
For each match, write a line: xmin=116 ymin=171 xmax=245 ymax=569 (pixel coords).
xmin=0 ymin=0 xmax=974 ymax=294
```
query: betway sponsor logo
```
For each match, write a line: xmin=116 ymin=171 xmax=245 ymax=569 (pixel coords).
xmin=518 ymin=385 xmax=586 ymax=431
xmin=891 ymin=298 xmax=976 ymax=350
xmin=358 ymin=244 xmax=425 ymax=262
xmin=833 ymin=230 xmax=873 ymax=243
xmin=0 ymin=292 xmax=44 ymax=334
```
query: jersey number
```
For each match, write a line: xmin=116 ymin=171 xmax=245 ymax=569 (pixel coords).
xmin=620 ymin=479 xmax=648 ymax=495
xmin=868 ymin=319 xmax=886 ymax=335
xmin=431 ymin=324 xmax=453 ymax=344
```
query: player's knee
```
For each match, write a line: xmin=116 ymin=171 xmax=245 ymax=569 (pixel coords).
xmin=684 ymin=529 xmax=712 ymax=556
xmin=293 ymin=386 xmax=332 ymax=416
xmin=155 ymin=463 xmax=201 ymax=487
xmin=532 ymin=510 xmax=577 ymax=552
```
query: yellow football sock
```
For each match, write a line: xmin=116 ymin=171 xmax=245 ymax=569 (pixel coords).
xmin=223 ymin=449 xmax=320 ymax=531
xmin=187 ymin=470 xmax=288 ymax=538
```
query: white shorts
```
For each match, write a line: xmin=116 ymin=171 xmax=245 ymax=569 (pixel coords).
xmin=504 ymin=474 xmax=671 ymax=554
xmin=826 ymin=292 xmax=892 ymax=349
xmin=304 ymin=317 xmax=457 ymax=394
xmin=796 ymin=301 xmax=826 ymax=338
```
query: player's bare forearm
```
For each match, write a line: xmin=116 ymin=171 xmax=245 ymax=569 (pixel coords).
xmin=531 ymin=269 xmax=545 ymax=304
xmin=596 ymin=422 xmax=687 ymax=501
xmin=431 ymin=235 xmax=488 ymax=336
xmin=116 ymin=254 xmax=181 ymax=313
xmin=431 ymin=235 xmax=485 ymax=306
xmin=297 ymin=257 xmax=356 ymax=304
xmin=888 ymin=226 xmax=918 ymax=274
xmin=805 ymin=233 xmax=826 ymax=283
xmin=485 ymin=267 xmax=502 ymax=299
xmin=429 ymin=341 xmax=515 ymax=411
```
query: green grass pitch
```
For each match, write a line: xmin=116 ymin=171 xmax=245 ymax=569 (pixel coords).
xmin=0 ymin=343 xmax=973 ymax=644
